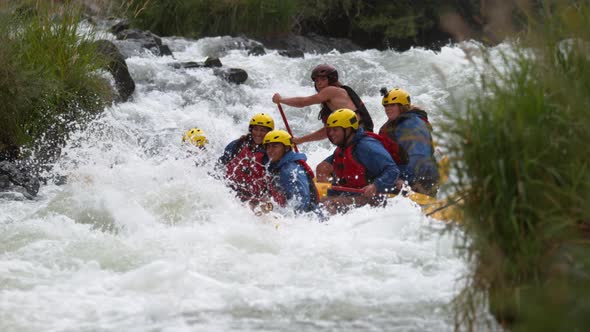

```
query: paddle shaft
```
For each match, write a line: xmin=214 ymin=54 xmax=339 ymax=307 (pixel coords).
xmin=277 ymin=103 xmax=299 ymax=152
xmin=331 ymin=185 xmax=364 ymax=194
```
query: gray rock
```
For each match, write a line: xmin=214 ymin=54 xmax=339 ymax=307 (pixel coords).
xmin=0 ymin=161 xmax=40 ymax=198
xmin=200 ymin=36 xmax=265 ymax=58
xmin=0 ymin=192 xmax=25 ymax=201
xmin=170 ymin=57 xmax=223 ymax=70
xmin=109 ymin=19 xmax=130 ymax=35
xmin=93 ymin=39 xmax=135 ymax=102
xmin=115 ymin=28 xmax=173 ymax=57
xmin=278 ymin=49 xmax=304 ymax=58
xmin=204 ymin=57 xmax=222 ymax=67
xmin=214 ymin=68 xmax=248 ymax=84
xmin=0 ymin=174 xmax=10 ymax=189
xmin=248 ymin=45 xmax=266 ymax=56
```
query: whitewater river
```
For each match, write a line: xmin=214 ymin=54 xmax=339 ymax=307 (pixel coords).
xmin=1 ymin=29 xmax=498 ymax=331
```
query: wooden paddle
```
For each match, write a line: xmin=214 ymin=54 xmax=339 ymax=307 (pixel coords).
xmin=276 ymin=103 xmax=299 ymax=152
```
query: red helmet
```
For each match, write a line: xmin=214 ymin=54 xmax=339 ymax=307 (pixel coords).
xmin=311 ymin=64 xmax=338 ymax=84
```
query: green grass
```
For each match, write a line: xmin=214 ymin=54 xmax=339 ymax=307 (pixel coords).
xmin=444 ymin=2 xmax=590 ymax=330
xmin=0 ymin=1 xmax=111 ymax=162
xmin=125 ymin=0 xmax=296 ymax=38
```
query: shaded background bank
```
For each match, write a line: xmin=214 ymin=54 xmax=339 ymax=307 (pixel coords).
xmin=86 ymin=0 xmax=523 ymax=51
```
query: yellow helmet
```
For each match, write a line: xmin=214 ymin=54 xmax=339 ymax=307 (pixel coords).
xmin=182 ymin=128 xmax=208 ymax=147
xmin=382 ymin=88 xmax=411 ymax=106
xmin=325 ymin=108 xmax=358 ymax=130
xmin=263 ymin=129 xmax=293 ymax=147
xmin=249 ymin=113 xmax=275 ymax=130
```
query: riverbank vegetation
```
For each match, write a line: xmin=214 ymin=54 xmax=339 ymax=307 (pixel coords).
xmin=124 ymin=0 xmax=295 ymax=39
xmin=443 ymin=2 xmax=590 ymax=330
xmin=121 ymin=0 xmax=485 ymax=50
xmin=0 ymin=1 xmax=111 ymax=163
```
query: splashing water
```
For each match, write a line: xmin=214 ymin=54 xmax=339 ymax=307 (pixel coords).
xmin=1 ymin=32 xmax=500 ymax=331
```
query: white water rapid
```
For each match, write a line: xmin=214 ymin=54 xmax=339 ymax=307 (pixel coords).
xmin=1 ymin=30 xmax=494 ymax=331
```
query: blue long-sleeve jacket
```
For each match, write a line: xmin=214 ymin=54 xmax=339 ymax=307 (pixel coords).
xmin=385 ymin=111 xmax=439 ymax=186
xmin=326 ymin=128 xmax=400 ymax=193
xmin=267 ymin=150 xmax=319 ymax=214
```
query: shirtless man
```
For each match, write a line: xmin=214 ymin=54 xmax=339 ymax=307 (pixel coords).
xmin=272 ymin=65 xmax=374 ymax=182
xmin=272 ymin=64 xmax=374 ymax=145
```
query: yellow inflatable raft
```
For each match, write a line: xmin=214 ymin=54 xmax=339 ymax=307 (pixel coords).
xmin=314 ymin=181 xmax=462 ymax=223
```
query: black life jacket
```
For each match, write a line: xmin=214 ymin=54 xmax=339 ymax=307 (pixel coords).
xmin=318 ymin=85 xmax=374 ymax=132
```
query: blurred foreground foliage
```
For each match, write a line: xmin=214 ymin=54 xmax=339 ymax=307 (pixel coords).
xmin=442 ymin=1 xmax=590 ymax=330
xmin=0 ymin=0 xmax=111 ymax=163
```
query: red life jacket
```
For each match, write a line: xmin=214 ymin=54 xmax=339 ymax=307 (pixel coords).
xmin=268 ymin=160 xmax=319 ymax=208
xmin=333 ymin=144 xmax=369 ymax=189
xmin=367 ymin=131 xmax=409 ymax=165
xmin=225 ymin=142 xmax=268 ymax=200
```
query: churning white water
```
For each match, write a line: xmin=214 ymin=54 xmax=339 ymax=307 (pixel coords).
xmin=1 ymin=29 xmax=498 ymax=331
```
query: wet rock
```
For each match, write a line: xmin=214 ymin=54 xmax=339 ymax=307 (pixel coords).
xmin=171 ymin=57 xmax=223 ymax=69
xmin=109 ymin=19 xmax=130 ymax=35
xmin=160 ymin=44 xmax=173 ymax=57
xmin=0 ymin=191 xmax=26 ymax=201
xmin=248 ymin=45 xmax=266 ymax=56
xmin=0 ymin=174 xmax=9 ymax=189
xmin=278 ymin=49 xmax=304 ymax=58
xmin=171 ymin=62 xmax=201 ymax=69
xmin=93 ymin=39 xmax=135 ymax=102
xmin=204 ymin=57 xmax=222 ymax=67
xmin=53 ymin=175 xmax=68 ymax=186
xmin=200 ymin=36 xmax=265 ymax=58
xmin=255 ymin=33 xmax=362 ymax=54
xmin=0 ymin=161 xmax=40 ymax=198
xmin=115 ymin=28 xmax=173 ymax=57
xmin=0 ymin=144 xmax=19 ymax=163
xmin=214 ymin=68 xmax=248 ymax=84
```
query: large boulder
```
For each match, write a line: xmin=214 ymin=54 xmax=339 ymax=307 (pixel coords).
xmin=93 ymin=39 xmax=135 ymax=102
xmin=0 ymin=161 xmax=40 ymax=199
xmin=214 ymin=68 xmax=248 ymax=84
xmin=108 ymin=19 xmax=130 ymax=35
xmin=114 ymin=28 xmax=173 ymax=57
xmin=198 ymin=36 xmax=266 ymax=58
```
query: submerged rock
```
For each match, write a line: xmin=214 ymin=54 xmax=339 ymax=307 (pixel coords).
xmin=0 ymin=161 xmax=40 ymax=199
xmin=213 ymin=68 xmax=248 ymax=84
xmin=170 ymin=57 xmax=223 ymax=70
xmin=278 ymin=49 xmax=304 ymax=58
xmin=114 ymin=28 xmax=173 ymax=57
